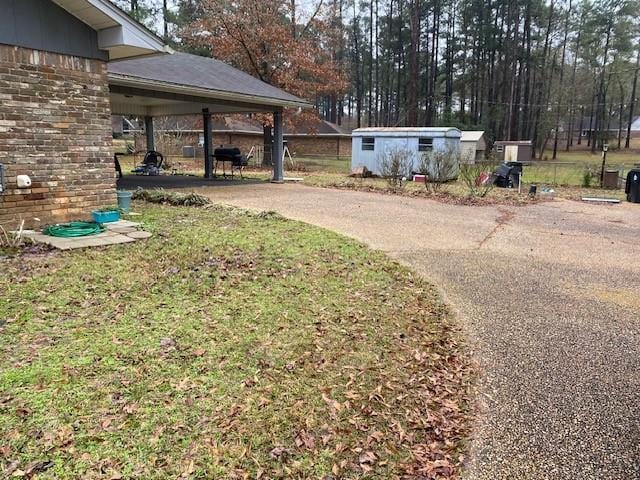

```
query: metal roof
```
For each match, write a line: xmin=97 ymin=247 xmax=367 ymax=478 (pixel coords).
xmin=352 ymin=127 xmax=461 ymax=138
xmin=108 ymin=52 xmax=309 ymax=109
xmin=460 ymin=131 xmax=485 ymax=142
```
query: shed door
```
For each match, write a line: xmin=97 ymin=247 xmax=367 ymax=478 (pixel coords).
xmin=504 ymin=145 xmax=518 ymax=162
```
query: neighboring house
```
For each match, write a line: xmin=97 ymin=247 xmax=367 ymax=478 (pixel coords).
xmin=128 ymin=115 xmax=352 ymax=158
xmin=0 ymin=0 xmax=307 ymax=228
xmin=494 ymin=140 xmax=533 ymax=162
xmin=460 ymin=131 xmax=487 ymax=163
xmin=351 ymin=127 xmax=462 ymax=178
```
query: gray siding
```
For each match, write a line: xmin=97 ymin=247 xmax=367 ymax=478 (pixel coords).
xmin=0 ymin=0 xmax=107 ymax=61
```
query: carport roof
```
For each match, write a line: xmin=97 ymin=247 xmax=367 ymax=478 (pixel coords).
xmin=108 ymin=52 xmax=309 ymax=112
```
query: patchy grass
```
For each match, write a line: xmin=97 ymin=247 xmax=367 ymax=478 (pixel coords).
xmin=0 ymin=203 xmax=472 ymax=479
xmin=296 ymin=172 xmax=629 ymax=204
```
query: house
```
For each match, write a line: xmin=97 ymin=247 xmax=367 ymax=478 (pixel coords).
xmin=127 ymin=115 xmax=352 ymax=159
xmin=0 ymin=0 xmax=307 ymax=228
xmin=351 ymin=127 xmax=461 ymax=178
xmin=460 ymin=131 xmax=487 ymax=163
xmin=494 ymin=140 xmax=533 ymax=162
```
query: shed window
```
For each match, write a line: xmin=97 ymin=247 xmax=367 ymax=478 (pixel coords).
xmin=362 ymin=137 xmax=375 ymax=151
xmin=418 ymin=138 xmax=434 ymax=152
xmin=496 ymin=144 xmax=504 ymax=153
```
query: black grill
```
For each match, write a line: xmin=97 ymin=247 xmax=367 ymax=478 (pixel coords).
xmin=213 ymin=147 xmax=247 ymax=166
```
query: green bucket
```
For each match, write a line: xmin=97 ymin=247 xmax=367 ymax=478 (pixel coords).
xmin=117 ymin=190 xmax=132 ymax=213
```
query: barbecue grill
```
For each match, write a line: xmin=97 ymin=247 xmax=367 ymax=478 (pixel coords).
xmin=213 ymin=147 xmax=248 ymax=178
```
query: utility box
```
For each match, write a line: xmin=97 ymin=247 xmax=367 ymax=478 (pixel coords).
xmin=182 ymin=145 xmax=195 ymax=157
xmin=602 ymin=169 xmax=619 ymax=189
xmin=626 ymin=169 xmax=640 ymax=203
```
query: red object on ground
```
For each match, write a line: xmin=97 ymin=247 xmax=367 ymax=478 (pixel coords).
xmin=413 ymin=174 xmax=427 ymax=183
xmin=476 ymin=172 xmax=491 ymax=186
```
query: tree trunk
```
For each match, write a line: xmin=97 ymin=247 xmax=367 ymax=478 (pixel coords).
xmin=367 ymin=0 xmax=373 ymax=126
xmin=532 ymin=0 xmax=554 ymax=158
xmin=407 ymin=0 xmax=420 ymax=126
xmin=553 ymin=0 xmax=571 ymax=159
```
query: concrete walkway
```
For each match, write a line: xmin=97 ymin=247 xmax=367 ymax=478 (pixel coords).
xmin=192 ymin=183 xmax=640 ymax=479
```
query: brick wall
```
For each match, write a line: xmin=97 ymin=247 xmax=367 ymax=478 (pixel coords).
xmin=0 ymin=45 xmax=114 ymax=228
xmin=135 ymin=131 xmax=352 ymax=158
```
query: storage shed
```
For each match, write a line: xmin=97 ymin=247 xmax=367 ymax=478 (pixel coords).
xmin=494 ymin=140 xmax=533 ymax=162
xmin=351 ymin=127 xmax=462 ymax=177
xmin=460 ymin=131 xmax=487 ymax=163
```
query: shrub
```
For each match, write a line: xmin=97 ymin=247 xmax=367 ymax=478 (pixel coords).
xmin=132 ymin=188 xmax=211 ymax=207
xmin=0 ymin=219 xmax=26 ymax=248
xmin=377 ymin=148 xmax=412 ymax=189
xmin=459 ymin=161 xmax=498 ymax=198
xmin=582 ymin=168 xmax=594 ymax=188
xmin=418 ymin=147 xmax=463 ymax=193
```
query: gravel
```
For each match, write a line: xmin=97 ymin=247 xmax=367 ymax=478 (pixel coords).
xmin=193 ymin=183 xmax=640 ymax=479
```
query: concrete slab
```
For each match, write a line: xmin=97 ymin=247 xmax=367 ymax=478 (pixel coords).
xmin=125 ymin=230 xmax=152 ymax=239
xmin=109 ymin=227 xmax=138 ymax=234
xmin=104 ymin=220 xmax=141 ymax=229
xmin=24 ymin=219 xmax=147 ymax=250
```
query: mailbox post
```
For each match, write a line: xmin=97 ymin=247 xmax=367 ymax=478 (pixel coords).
xmin=600 ymin=143 xmax=609 ymax=187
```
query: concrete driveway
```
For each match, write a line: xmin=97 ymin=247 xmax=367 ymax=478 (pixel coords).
xmin=192 ymin=183 xmax=640 ymax=479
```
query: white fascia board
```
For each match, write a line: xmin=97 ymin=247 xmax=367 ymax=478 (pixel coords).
xmin=55 ymin=0 xmax=168 ymax=57
xmin=86 ymin=0 xmax=166 ymax=51
xmin=98 ymin=25 xmax=169 ymax=55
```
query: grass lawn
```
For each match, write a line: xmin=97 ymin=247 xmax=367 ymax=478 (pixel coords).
xmin=0 ymin=203 xmax=471 ymax=479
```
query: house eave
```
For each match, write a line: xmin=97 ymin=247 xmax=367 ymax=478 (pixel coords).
xmin=108 ymin=73 xmax=312 ymax=110
xmin=52 ymin=0 xmax=168 ymax=59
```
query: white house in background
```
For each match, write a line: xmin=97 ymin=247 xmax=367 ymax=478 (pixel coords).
xmin=351 ymin=127 xmax=462 ymax=178
xmin=460 ymin=131 xmax=487 ymax=163
xmin=629 ymin=116 xmax=640 ymax=134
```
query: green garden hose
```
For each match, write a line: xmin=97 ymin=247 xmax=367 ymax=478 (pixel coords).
xmin=43 ymin=221 xmax=105 ymax=238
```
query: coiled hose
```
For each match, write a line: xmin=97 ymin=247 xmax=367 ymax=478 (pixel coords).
xmin=43 ymin=221 xmax=105 ymax=238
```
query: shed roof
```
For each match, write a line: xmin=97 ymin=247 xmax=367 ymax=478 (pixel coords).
xmin=108 ymin=52 xmax=308 ymax=110
xmin=352 ymin=127 xmax=461 ymax=138
xmin=460 ymin=131 xmax=485 ymax=142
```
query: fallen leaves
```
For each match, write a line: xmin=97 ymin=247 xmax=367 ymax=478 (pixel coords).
xmin=0 ymin=204 xmax=473 ymax=479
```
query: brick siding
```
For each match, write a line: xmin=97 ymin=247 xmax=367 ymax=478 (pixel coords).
xmin=0 ymin=45 xmax=114 ymax=228
xmin=134 ymin=131 xmax=352 ymax=158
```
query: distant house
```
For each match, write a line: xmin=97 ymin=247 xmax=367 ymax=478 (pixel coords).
xmin=128 ymin=115 xmax=351 ymax=159
xmin=494 ymin=140 xmax=533 ymax=162
xmin=460 ymin=131 xmax=487 ymax=163
xmin=351 ymin=127 xmax=462 ymax=179
xmin=628 ymin=116 xmax=640 ymax=135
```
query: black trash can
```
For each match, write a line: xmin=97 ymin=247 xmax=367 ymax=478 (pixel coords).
xmin=626 ymin=169 xmax=640 ymax=203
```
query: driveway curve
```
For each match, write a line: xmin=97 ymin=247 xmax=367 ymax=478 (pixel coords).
xmin=192 ymin=183 xmax=640 ymax=479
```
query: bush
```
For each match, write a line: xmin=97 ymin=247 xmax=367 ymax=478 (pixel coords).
xmin=132 ymin=188 xmax=211 ymax=207
xmin=0 ymin=219 xmax=26 ymax=248
xmin=378 ymin=148 xmax=412 ymax=189
xmin=459 ymin=161 xmax=498 ymax=198
xmin=582 ymin=168 xmax=594 ymax=188
xmin=418 ymin=147 xmax=463 ymax=193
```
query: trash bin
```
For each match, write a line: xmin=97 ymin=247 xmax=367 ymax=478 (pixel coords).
xmin=117 ymin=190 xmax=133 ymax=212
xmin=626 ymin=169 xmax=640 ymax=203
xmin=602 ymin=169 xmax=619 ymax=189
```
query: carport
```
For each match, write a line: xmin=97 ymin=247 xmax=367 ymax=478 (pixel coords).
xmin=107 ymin=52 xmax=309 ymax=182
